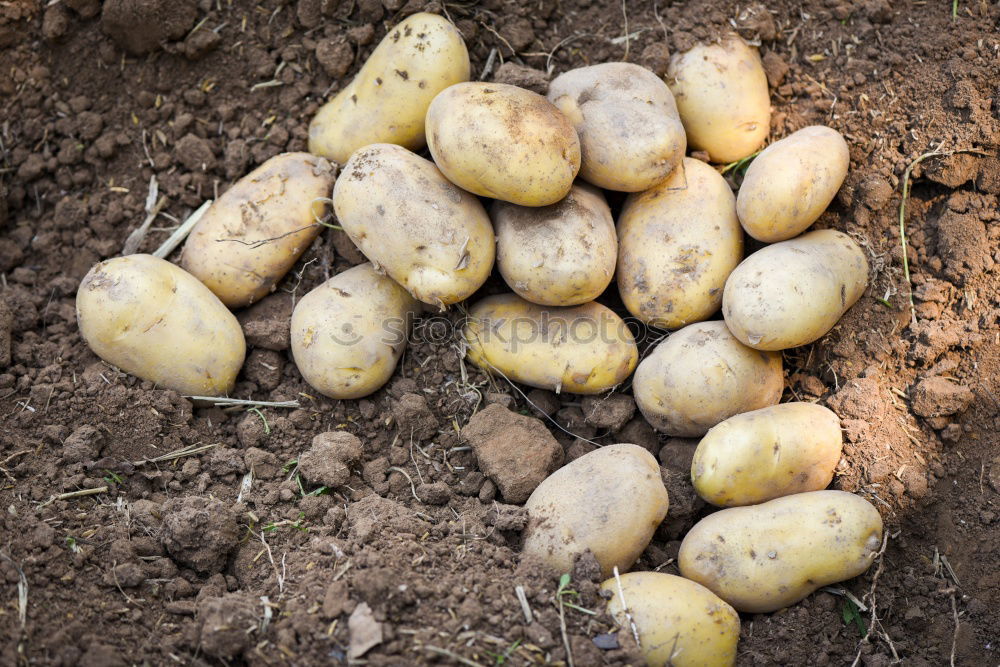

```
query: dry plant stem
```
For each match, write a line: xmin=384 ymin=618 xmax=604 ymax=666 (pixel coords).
xmin=0 ymin=550 xmax=27 ymax=629
xmin=613 ymin=566 xmax=641 ymax=648
xmin=184 ymin=396 xmax=300 ymax=408
xmin=850 ymin=531 xmax=899 ymax=666
xmin=556 ymin=585 xmax=575 ymax=667
xmin=152 ymin=199 xmax=212 ymax=259
xmin=515 ymin=585 xmax=534 ymax=624
xmin=133 ymin=442 xmax=219 ymax=465
xmin=39 ymin=485 xmax=108 ymax=507
xmin=423 ymin=646 xmax=484 ymax=667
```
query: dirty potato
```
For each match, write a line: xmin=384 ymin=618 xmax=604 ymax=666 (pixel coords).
xmin=493 ymin=182 xmax=616 ymax=306
xmin=547 ymin=62 xmax=686 ymax=192
xmin=426 ymin=82 xmax=581 ymax=206
xmin=308 ymin=13 xmax=470 ymax=165
xmin=76 ymin=254 xmax=245 ymax=396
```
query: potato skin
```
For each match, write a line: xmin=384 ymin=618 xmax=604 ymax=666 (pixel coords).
xmin=493 ymin=182 xmax=616 ymax=306
xmin=601 ymin=572 xmax=739 ymax=667
xmin=617 ymin=158 xmax=743 ymax=329
xmin=547 ymin=62 xmax=686 ymax=192
xmin=463 ymin=294 xmax=638 ymax=395
xmin=308 ymin=13 xmax=470 ymax=165
xmin=678 ymin=490 xmax=884 ymax=613
xmin=524 ymin=444 xmax=668 ymax=578
xmin=180 ymin=153 xmax=335 ymax=309
xmin=667 ymin=35 xmax=770 ymax=163
xmin=290 ymin=263 xmax=420 ymax=399
xmin=426 ymin=82 xmax=581 ymax=206
xmin=722 ymin=229 xmax=869 ymax=351
xmin=633 ymin=321 xmax=783 ymax=437
xmin=692 ymin=403 xmax=843 ymax=507
xmin=333 ymin=144 xmax=494 ymax=308
xmin=737 ymin=126 xmax=850 ymax=242
xmin=76 ymin=254 xmax=245 ymax=396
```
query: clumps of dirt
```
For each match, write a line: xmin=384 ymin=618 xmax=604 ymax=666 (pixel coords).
xmin=390 ymin=392 xmax=438 ymax=440
xmin=298 ymin=431 xmax=363 ymax=487
xmin=161 ymin=495 xmax=239 ymax=573
xmin=910 ymin=377 xmax=975 ymax=419
xmin=100 ymin=0 xmax=197 ymax=55
xmin=582 ymin=392 xmax=636 ymax=431
xmin=197 ymin=592 xmax=259 ymax=659
xmin=492 ymin=62 xmax=550 ymax=94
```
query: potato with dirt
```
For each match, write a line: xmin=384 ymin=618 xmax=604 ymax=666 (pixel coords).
xmin=722 ymin=229 xmax=869 ymax=351
xmin=76 ymin=254 xmax=245 ymax=396
xmin=308 ymin=13 xmax=470 ymax=165
xmin=290 ymin=263 xmax=420 ymax=399
xmin=546 ymin=62 xmax=686 ymax=192
xmin=632 ymin=320 xmax=783 ymax=437
xmin=523 ymin=444 xmax=668 ymax=577
xmin=692 ymin=402 xmax=843 ymax=507
xmin=679 ymin=490 xmax=884 ymax=613
xmin=463 ymin=294 xmax=638 ymax=394
xmin=492 ymin=182 xmax=616 ymax=306
xmin=426 ymin=82 xmax=581 ymax=206
xmin=666 ymin=34 xmax=771 ymax=163
xmin=737 ymin=126 xmax=850 ymax=242
xmin=180 ymin=152 xmax=336 ymax=309
xmin=617 ymin=157 xmax=743 ymax=329
xmin=333 ymin=143 xmax=494 ymax=308
xmin=601 ymin=572 xmax=740 ymax=667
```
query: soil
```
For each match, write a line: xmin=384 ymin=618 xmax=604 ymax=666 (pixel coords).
xmin=1 ymin=0 xmax=998 ymax=665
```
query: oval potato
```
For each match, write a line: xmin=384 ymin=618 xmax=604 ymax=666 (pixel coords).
xmin=76 ymin=254 xmax=245 ymax=396
xmin=678 ymin=490 xmax=884 ymax=613
xmin=333 ymin=143 xmax=494 ymax=307
xmin=290 ymin=263 xmax=420 ymax=399
xmin=181 ymin=152 xmax=335 ymax=309
xmin=463 ymin=294 xmax=638 ymax=395
xmin=633 ymin=320 xmax=783 ymax=437
xmin=692 ymin=402 xmax=843 ymax=507
xmin=601 ymin=572 xmax=740 ymax=667
xmin=617 ymin=157 xmax=743 ymax=329
xmin=722 ymin=229 xmax=869 ymax=350
xmin=308 ymin=13 xmax=470 ymax=165
xmin=524 ymin=444 xmax=668 ymax=577
xmin=493 ymin=182 xmax=616 ymax=306
xmin=426 ymin=82 xmax=581 ymax=206
xmin=547 ymin=62 xmax=686 ymax=192
xmin=737 ymin=126 xmax=850 ymax=242
xmin=667 ymin=34 xmax=770 ymax=163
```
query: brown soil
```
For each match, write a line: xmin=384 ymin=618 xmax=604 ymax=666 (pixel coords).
xmin=1 ymin=1 xmax=999 ymax=665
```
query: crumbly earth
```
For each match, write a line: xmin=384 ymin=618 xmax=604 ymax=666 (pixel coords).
xmin=1 ymin=1 xmax=998 ymax=665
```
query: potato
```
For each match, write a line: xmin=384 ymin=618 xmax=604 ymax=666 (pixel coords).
xmin=76 ymin=254 xmax=245 ymax=396
xmin=333 ymin=144 xmax=494 ymax=308
xmin=290 ymin=263 xmax=420 ymax=399
xmin=617 ymin=158 xmax=743 ymax=329
xmin=426 ymin=82 xmax=581 ymax=206
xmin=493 ymin=182 xmax=616 ymax=306
xmin=547 ymin=62 xmax=686 ymax=192
xmin=463 ymin=294 xmax=638 ymax=395
xmin=524 ymin=444 xmax=668 ymax=577
xmin=601 ymin=572 xmax=739 ymax=667
xmin=308 ymin=13 xmax=470 ymax=165
xmin=180 ymin=153 xmax=335 ymax=309
xmin=633 ymin=321 xmax=782 ymax=437
xmin=692 ymin=403 xmax=843 ymax=507
xmin=722 ymin=229 xmax=869 ymax=351
xmin=667 ymin=34 xmax=770 ymax=163
xmin=737 ymin=126 xmax=850 ymax=242
xmin=678 ymin=490 xmax=884 ymax=613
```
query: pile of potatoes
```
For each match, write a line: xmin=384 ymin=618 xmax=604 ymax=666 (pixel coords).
xmin=74 ymin=12 xmax=884 ymax=666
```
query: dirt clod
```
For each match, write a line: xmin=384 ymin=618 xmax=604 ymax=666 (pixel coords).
xmin=910 ymin=377 xmax=975 ymax=418
xmin=101 ymin=0 xmax=197 ymax=55
xmin=198 ymin=593 xmax=258 ymax=659
xmin=582 ymin=393 xmax=636 ymax=431
xmin=161 ymin=496 xmax=239 ymax=573
xmin=298 ymin=431 xmax=363 ymax=487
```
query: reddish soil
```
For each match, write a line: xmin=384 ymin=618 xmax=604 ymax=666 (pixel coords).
xmin=1 ymin=0 xmax=998 ymax=665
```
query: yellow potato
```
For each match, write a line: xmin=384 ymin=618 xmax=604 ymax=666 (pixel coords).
xmin=547 ymin=62 xmax=686 ymax=192
xmin=523 ymin=444 xmax=668 ymax=577
xmin=308 ymin=13 xmax=470 ymax=165
xmin=692 ymin=403 xmax=843 ymax=507
xmin=426 ymin=82 xmax=581 ymax=206
xmin=633 ymin=321 xmax=782 ymax=437
xmin=737 ymin=126 xmax=850 ymax=242
xmin=601 ymin=572 xmax=739 ymax=667
xmin=617 ymin=158 xmax=743 ymax=329
xmin=493 ymin=182 xmax=616 ymax=306
xmin=722 ymin=229 xmax=869 ymax=351
xmin=463 ymin=294 xmax=637 ymax=395
xmin=180 ymin=152 xmax=335 ymax=309
xmin=332 ymin=144 xmax=494 ymax=308
xmin=667 ymin=34 xmax=770 ymax=163
xmin=290 ymin=263 xmax=420 ymax=399
xmin=76 ymin=254 xmax=245 ymax=396
xmin=678 ymin=490 xmax=884 ymax=613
